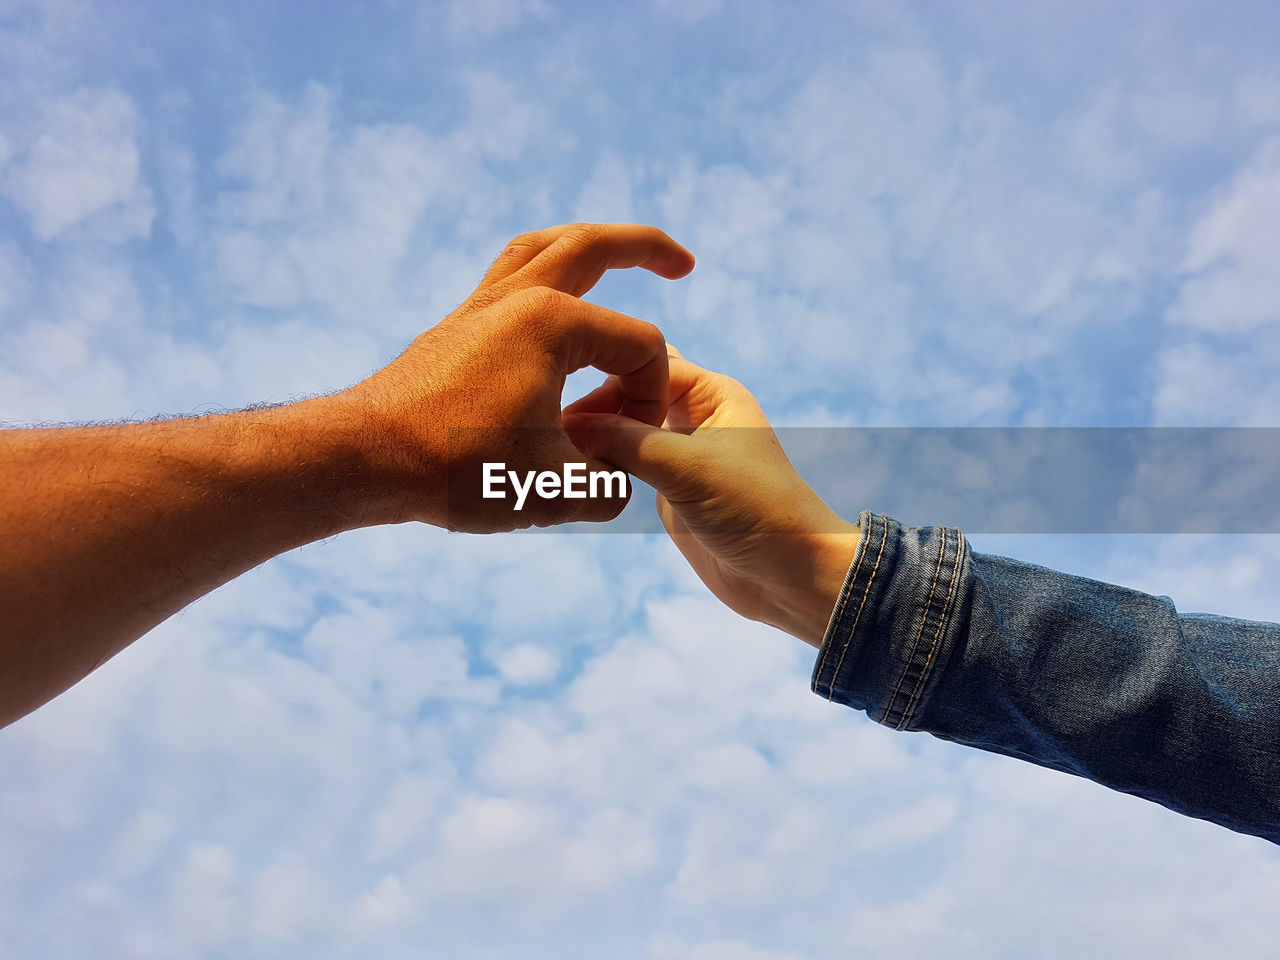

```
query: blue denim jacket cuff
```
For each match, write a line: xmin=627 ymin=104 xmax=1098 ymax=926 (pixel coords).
xmin=810 ymin=511 xmax=971 ymax=731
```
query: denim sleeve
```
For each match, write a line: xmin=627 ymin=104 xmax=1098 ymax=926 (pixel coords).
xmin=811 ymin=511 xmax=1280 ymax=845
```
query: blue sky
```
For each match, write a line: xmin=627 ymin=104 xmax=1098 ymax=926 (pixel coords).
xmin=3 ymin=1 xmax=1280 ymax=957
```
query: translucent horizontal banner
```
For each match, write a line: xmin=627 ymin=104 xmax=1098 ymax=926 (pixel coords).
xmin=446 ymin=428 xmax=1280 ymax=534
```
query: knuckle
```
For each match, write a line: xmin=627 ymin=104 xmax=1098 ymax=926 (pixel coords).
xmin=485 ymin=235 xmax=540 ymax=275
xmin=506 ymin=286 xmax=571 ymax=346
xmin=517 ymin=284 xmax=566 ymax=315
xmin=464 ymin=288 xmax=503 ymax=312
xmin=505 ymin=230 xmax=541 ymax=252
xmin=491 ymin=246 xmax=523 ymax=268
xmin=566 ymin=222 xmax=602 ymax=246
xmin=718 ymin=374 xmax=749 ymax=395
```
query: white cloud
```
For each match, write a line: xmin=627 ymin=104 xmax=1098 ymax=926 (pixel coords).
xmin=344 ymin=873 xmax=415 ymax=936
xmin=1168 ymin=137 xmax=1280 ymax=333
xmin=5 ymin=527 xmax=1280 ymax=958
xmin=1099 ymin=534 xmax=1280 ymax=624
xmin=0 ymin=240 xmax=32 ymax=325
xmin=573 ymin=151 xmax=636 ymax=223
xmin=206 ymin=75 xmax=552 ymax=332
xmin=650 ymin=935 xmax=803 ymax=960
xmin=650 ymin=0 xmax=723 ymax=25
xmin=213 ymin=84 xmax=435 ymax=311
xmin=369 ymin=773 xmax=447 ymax=862
xmin=252 ymin=863 xmax=321 ymax=943
xmin=156 ymin=142 xmax=198 ymax=245
xmin=647 ymin=44 xmax=1179 ymax=422
xmin=1 ymin=86 xmax=153 ymax=241
xmin=169 ymin=843 xmax=239 ymax=951
xmin=451 ymin=70 xmax=550 ymax=163
xmin=565 ymin=594 xmax=802 ymax=743
xmin=107 ymin=808 xmax=174 ymax=882
xmin=846 ymin=792 xmax=958 ymax=851
xmin=301 ymin=603 xmax=498 ymax=716
xmin=1152 ymin=338 xmax=1280 ymax=425
xmin=668 ymin=806 xmax=805 ymax=909
xmin=492 ymin=643 xmax=559 ymax=685
xmin=1234 ymin=73 xmax=1280 ymax=128
xmin=1056 ymin=86 xmax=1143 ymax=187
xmin=443 ymin=0 xmax=551 ymax=39
xmin=424 ymin=795 xmax=657 ymax=911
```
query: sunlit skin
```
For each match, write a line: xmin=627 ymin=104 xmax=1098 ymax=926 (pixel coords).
xmin=0 ymin=223 xmax=695 ymax=729
xmin=565 ymin=351 xmax=863 ymax=648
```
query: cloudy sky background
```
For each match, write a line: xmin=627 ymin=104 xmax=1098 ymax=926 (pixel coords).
xmin=3 ymin=0 xmax=1280 ymax=956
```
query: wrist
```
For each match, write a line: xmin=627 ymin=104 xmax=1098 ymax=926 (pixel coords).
xmin=262 ymin=395 xmax=421 ymax=532
xmin=763 ymin=520 xmax=863 ymax=648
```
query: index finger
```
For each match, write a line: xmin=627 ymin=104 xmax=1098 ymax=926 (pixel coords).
xmin=501 ymin=223 xmax=695 ymax=299
xmin=561 ymin=353 xmax=732 ymax=430
xmin=536 ymin=288 xmax=670 ymax=427
xmin=475 ymin=224 xmax=576 ymax=290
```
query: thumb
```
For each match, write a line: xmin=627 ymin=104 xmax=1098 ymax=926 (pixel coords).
xmin=562 ymin=412 xmax=704 ymax=496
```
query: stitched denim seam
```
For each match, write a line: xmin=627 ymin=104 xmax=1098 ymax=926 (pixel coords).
xmin=898 ymin=530 xmax=964 ymax=730
xmin=826 ymin=513 xmax=889 ymax=701
xmin=881 ymin=528 xmax=948 ymax=726
xmin=813 ymin=510 xmax=872 ymax=690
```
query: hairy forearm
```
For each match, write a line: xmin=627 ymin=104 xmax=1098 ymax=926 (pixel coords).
xmin=0 ymin=397 xmax=385 ymax=727
xmin=0 ymin=224 xmax=695 ymax=728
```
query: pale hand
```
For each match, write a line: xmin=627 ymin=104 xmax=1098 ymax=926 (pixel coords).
xmin=563 ymin=352 xmax=861 ymax=647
